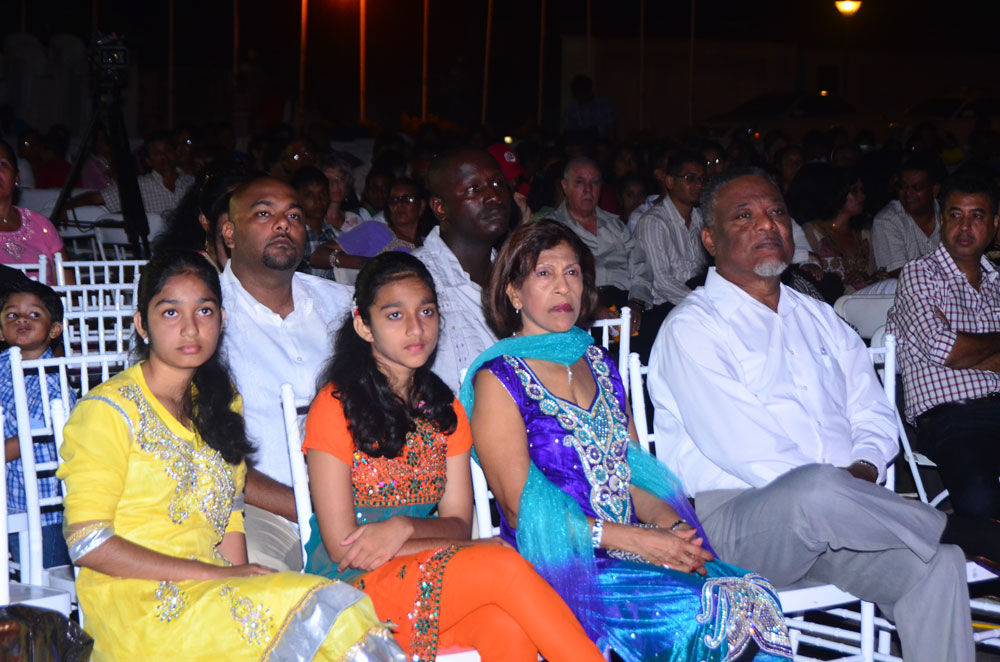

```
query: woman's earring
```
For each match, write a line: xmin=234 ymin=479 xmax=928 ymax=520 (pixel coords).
xmin=514 ymin=306 xmax=521 ymax=315
xmin=142 ymin=336 xmax=149 ymax=345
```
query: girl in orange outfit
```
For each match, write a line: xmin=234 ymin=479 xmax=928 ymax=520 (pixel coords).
xmin=302 ymin=252 xmax=605 ymax=662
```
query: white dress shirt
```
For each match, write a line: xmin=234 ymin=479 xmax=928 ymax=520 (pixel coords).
xmin=871 ymin=200 xmax=941 ymax=273
xmin=634 ymin=197 xmax=707 ymax=306
xmin=220 ymin=262 xmax=353 ymax=486
xmin=412 ymin=227 xmax=498 ymax=394
xmin=648 ymin=268 xmax=897 ymax=496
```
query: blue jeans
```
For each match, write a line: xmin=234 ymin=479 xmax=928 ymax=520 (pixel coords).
xmin=916 ymin=396 xmax=1000 ymax=520
xmin=9 ymin=522 xmax=71 ymax=569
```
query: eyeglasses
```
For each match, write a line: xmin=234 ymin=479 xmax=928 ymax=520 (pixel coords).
xmin=389 ymin=195 xmax=419 ymax=205
xmin=676 ymin=173 xmax=709 ymax=184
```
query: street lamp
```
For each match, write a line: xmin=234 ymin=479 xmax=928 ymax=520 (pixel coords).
xmin=834 ymin=1 xmax=861 ymax=17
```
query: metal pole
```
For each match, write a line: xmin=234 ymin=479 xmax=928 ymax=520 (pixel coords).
xmin=360 ymin=0 xmax=367 ymax=122
xmin=638 ymin=0 xmax=645 ymax=131
xmin=687 ymin=0 xmax=696 ymax=125
xmin=481 ymin=0 xmax=494 ymax=126
xmin=586 ymin=0 xmax=592 ymax=76
xmin=422 ymin=0 xmax=429 ymax=120
xmin=537 ymin=0 xmax=546 ymax=126
xmin=168 ymin=0 xmax=176 ymax=128
xmin=299 ymin=0 xmax=308 ymax=131
xmin=233 ymin=0 xmax=240 ymax=77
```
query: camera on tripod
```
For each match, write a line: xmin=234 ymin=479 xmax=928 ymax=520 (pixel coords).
xmin=92 ymin=34 xmax=130 ymax=89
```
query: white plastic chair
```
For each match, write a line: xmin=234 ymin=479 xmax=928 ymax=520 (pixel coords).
xmin=280 ymin=384 xmax=482 ymax=661
xmin=53 ymin=253 xmax=147 ymax=287
xmin=834 ymin=294 xmax=895 ymax=340
xmin=8 ymin=254 xmax=48 ymax=284
xmin=280 ymin=384 xmax=313 ymax=570
xmin=59 ymin=309 xmax=136 ymax=357
xmin=868 ymin=336 xmax=1000 ymax=652
xmin=0 ymin=405 xmax=72 ymax=617
xmin=8 ymin=348 xmax=129 ymax=602
xmin=587 ymin=306 xmax=631 ymax=386
xmin=54 ymin=281 xmax=138 ymax=314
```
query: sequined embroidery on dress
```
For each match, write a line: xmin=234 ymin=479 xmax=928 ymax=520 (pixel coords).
xmin=406 ymin=545 xmax=465 ymax=662
xmin=119 ymin=384 xmax=237 ymax=538
xmin=695 ymin=574 xmax=792 ymax=661
xmin=505 ymin=346 xmax=633 ymax=524
xmin=154 ymin=581 xmax=188 ymax=622
xmin=220 ymin=585 xmax=275 ymax=647
xmin=351 ymin=418 xmax=448 ymax=508
xmin=0 ymin=209 xmax=36 ymax=260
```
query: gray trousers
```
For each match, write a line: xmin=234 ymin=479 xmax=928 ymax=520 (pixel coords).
xmin=696 ymin=464 xmax=973 ymax=662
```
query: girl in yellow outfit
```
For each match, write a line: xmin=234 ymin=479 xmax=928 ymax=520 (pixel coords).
xmin=57 ymin=250 xmax=404 ymax=662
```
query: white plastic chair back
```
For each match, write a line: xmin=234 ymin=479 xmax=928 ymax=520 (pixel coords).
xmin=587 ymin=306 xmax=630 ymax=386
xmin=54 ymin=281 xmax=138 ymax=314
xmin=470 ymin=460 xmax=499 ymax=539
xmin=0 ymin=404 xmax=72 ymax=616
xmin=60 ymin=309 xmax=136 ymax=357
xmin=834 ymin=294 xmax=895 ymax=340
xmin=870 ymin=333 xmax=946 ymax=507
xmin=8 ymin=254 xmax=48 ymax=284
xmin=8 ymin=348 xmax=128 ymax=585
xmin=54 ymin=253 xmax=146 ymax=287
xmin=280 ymin=384 xmax=312 ymax=569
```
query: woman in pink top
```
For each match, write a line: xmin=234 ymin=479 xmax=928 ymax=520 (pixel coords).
xmin=0 ymin=139 xmax=64 ymax=283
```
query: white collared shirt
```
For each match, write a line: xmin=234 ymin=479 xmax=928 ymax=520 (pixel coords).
xmin=634 ymin=197 xmax=707 ymax=306
xmin=220 ymin=262 xmax=352 ymax=485
xmin=648 ymin=268 xmax=897 ymax=496
xmin=412 ymin=227 xmax=498 ymax=394
xmin=871 ymin=200 xmax=941 ymax=273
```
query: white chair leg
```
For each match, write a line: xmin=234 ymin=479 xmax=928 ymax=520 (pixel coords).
xmin=860 ymin=601 xmax=874 ymax=662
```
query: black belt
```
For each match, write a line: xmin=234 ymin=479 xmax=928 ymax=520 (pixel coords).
xmin=296 ymin=405 xmax=311 ymax=416
xmin=916 ymin=392 xmax=1000 ymax=425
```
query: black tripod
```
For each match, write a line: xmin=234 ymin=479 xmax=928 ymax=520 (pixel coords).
xmin=51 ymin=33 xmax=149 ymax=258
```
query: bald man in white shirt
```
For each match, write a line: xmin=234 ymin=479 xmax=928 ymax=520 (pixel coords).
xmin=648 ymin=168 xmax=977 ymax=662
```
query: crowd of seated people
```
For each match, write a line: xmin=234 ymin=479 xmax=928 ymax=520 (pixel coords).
xmin=4 ymin=105 xmax=1000 ymax=661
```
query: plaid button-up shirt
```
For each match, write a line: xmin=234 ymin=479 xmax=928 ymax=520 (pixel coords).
xmin=1 ymin=347 xmax=77 ymax=525
xmin=888 ymin=244 xmax=1000 ymax=422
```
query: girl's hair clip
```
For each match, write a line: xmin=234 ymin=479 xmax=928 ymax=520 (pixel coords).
xmin=351 ymin=298 xmax=359 ymax=318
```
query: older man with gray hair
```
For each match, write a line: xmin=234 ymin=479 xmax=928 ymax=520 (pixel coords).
xmin=550 ymin=157 xmax=651 ymax=337
xmin=647 ymin=167 xmax=978 ymax=662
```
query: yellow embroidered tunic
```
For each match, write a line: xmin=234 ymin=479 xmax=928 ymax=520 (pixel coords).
xmin=57 ymin=364 xmax=405 ymax=662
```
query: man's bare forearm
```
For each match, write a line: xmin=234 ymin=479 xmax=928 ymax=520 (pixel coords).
xmin=946 ymin=332 xmax=1000 ymax=370
xmin=244 ymin=468 xmax=298 ymax=521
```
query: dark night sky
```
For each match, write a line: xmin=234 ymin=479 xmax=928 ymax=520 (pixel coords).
xmin=5 ymin=0 xmax=1000 ymax=131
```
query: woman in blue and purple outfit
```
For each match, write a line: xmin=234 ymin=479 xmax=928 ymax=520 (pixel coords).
xmin=463 ymin=219 xmax=792 ymax=662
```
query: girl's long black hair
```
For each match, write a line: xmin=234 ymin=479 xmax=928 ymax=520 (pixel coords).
xmin=133 ymin=249 xmax=253 ymax=465
xmin=318 ymin=252 xmax=456 ymax=459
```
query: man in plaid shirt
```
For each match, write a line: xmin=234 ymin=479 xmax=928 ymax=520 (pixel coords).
xmin=890 ymin=176 xmax=1000 ymax=523
xmin=0 ymin=279 xmax=76 ymax=567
